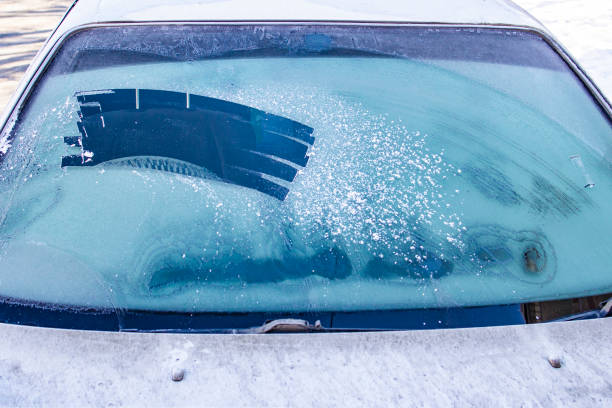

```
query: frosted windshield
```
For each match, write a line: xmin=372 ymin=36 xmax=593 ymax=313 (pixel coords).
xmin=1 ymin=25 xmax=612 ymax=314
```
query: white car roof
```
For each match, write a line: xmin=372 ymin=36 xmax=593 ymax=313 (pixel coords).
xmin=58 ymin=0 xmax=547 ymax=32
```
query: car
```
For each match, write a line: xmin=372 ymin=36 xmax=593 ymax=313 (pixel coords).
xmin=0 ymin=0 xmax=611 ymax=405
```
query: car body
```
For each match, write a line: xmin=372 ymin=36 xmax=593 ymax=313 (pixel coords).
xmin=0 ymin=0 xmax=611 ymax=405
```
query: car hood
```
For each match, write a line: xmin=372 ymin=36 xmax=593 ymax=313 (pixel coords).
xmin=0 ymin=318 xmax=610 ymax=405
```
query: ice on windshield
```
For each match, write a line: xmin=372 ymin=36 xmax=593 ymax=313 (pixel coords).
xmin=0 ymin=26 xmax=611 ymax=314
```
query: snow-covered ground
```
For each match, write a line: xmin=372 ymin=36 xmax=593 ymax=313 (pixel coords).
xmin=515 ymin=0 xmax=612 ymax=99
xmin=0 ymin=0 xmax=610 ymax=109
xmin=0 ymin=1 xmax=70 ymax=112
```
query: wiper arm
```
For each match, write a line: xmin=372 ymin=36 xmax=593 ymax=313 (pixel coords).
xmin=553 ymin=297 xmax=612 ymax=322
xmin=242 ymin=318 xmax=324 ymax=334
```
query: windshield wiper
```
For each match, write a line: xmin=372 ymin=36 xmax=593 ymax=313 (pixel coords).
xmin=119 ymin=318 xmax=388 ymax=334
xmin=552 ymin=297 xmax=612 ymax=322
xmin=240 ymin=318 xmax=392 ymax=333
xmin=134 ymin=319 xmax=327 ymax=334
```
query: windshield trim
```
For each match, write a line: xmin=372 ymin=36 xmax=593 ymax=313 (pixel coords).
xmin=2 ymin=291 xmax=610 ymax=332
xmin=0 ymin=293 xmax=527 ymax=332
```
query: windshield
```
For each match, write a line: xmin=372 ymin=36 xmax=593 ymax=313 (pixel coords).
xmin=1 ymin=25 xmax=612 ymax=330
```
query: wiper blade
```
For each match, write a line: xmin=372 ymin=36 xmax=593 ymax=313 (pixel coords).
xmin=119 ymin=318 xmax=385 ymax=334
xmin=553 ymin=297 xmax=612 ymax=322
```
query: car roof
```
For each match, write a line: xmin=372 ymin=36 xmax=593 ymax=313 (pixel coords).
xmin=59 ymin=0 xmax=547 ymax=32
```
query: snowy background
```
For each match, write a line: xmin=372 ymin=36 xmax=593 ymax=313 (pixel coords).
xmin=0 ymin=0 xmax=611 ymax=109
xmin=517 ymin=0 xmax=612 ymax=100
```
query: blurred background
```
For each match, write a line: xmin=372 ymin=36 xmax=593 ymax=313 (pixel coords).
xmin=1 ymin=0 xmax=611 ymax=111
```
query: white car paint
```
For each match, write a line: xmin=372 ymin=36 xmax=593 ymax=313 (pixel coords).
xmin=1 ymin=317 xmax=611 ymax=406
xmin=60 ymin=0 xmax=546 ymax=29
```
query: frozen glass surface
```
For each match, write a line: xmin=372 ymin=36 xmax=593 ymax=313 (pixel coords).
xmin=1 ymin=25 xmax=611 ymax=314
